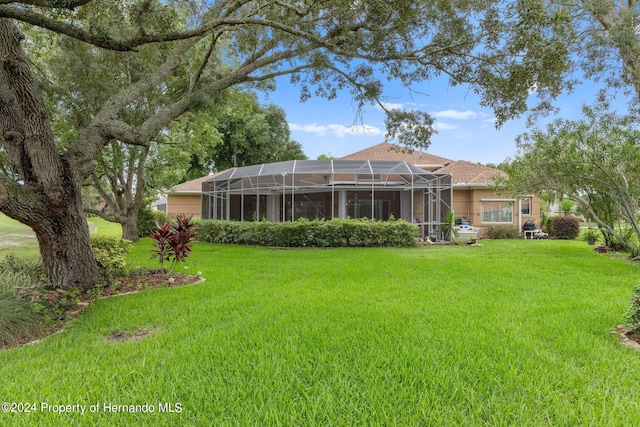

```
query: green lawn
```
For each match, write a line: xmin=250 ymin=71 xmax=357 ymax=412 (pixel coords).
xmin=1 ymin=239 xmax=640 ymax=425
xmin=0 ymin=213 xmax=39 ymax=259
xmin=0 ymin=213 xmax=122 ymax=259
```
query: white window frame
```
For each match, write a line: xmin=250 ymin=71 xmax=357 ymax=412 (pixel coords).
xmin=521 ymin=197 xmax=532 ymax=216
xmin=481 ymin=199 xmax=514 ymax=224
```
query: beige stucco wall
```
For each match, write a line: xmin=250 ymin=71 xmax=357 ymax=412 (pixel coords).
xmin=451 ymin=187 xmax=541 ymax=236
xmin=167 ymin=194 xmax=202 ymax=218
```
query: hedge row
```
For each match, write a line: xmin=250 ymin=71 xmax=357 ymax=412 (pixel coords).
xmin=196 ymin=218 xmax=419 ymax=248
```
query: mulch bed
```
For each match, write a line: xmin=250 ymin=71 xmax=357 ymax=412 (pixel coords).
xmin=83 ymin=270 xmax=202 ymax=300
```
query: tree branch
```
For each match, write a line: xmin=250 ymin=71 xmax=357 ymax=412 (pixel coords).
xmin=0 ymin=0 xmax=92 ymax=8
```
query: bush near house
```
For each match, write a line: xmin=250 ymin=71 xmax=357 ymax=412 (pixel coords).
xmin=541 ymin=214 xmax=553 ymax=235
xmin=197 ymin=218 xmax=419 ymax=247
xmin=551 ymin=216 xmax=581 ymax=240
xmin=486 ymin=226 xmax=520 ymax=239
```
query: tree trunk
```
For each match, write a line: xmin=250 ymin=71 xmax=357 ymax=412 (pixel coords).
xmin=121 ymin=215 xmax=139 ymax=242
xmin=0 ymin=175 xmax=102 ymax=290
xmin=33 ymin=204 xmax=102 ymax=289
xmin=0 ymin=18 xmax=101 ymax=290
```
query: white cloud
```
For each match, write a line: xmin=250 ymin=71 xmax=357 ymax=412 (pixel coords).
xmin=328 ymin=124 xmax=383 ymax=138
xmin=432 ymin=109 xmax=479 ymax=120
xmin=377 ymin=102 xmax=405 ymax=111
xmin=289 ymin=123 xmax=383 ymax=138
xmin=433 ymin=122 xmax=458 ymax=131
xmin=289 ymin=123 xmax=328 ymax=135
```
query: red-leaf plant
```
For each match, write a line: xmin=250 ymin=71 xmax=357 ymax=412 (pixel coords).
xmin=150 ymin=214 xmax=196 ymax=271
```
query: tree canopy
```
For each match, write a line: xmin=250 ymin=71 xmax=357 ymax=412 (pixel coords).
xmin=504 ymin=104 xmax=640 ymax=253
xmin=0 ymin=1 xmax=576 ymax=288
xmin=183 ymin=91 xmax=307 ymax=179
xmin=559 ymin=0 xmax=640 ymax=103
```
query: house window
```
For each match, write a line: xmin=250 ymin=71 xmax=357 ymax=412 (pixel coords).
xmin=481 ymin=200 xmax=514 ymax=223
xmin=521 ymin=198 xmax=532 ymax=216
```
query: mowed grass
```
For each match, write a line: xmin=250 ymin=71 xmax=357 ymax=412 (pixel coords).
xmin=0 ymin=213 xmax=39 ymax=259
xmin=0 ymin=213 xmax=122 ymax=259
xmin=1 ymin=239 xmax=640 ymax=425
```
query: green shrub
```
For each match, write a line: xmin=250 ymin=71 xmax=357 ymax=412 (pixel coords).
xmin=0 ymin=256 xmax=72 ymax=347
xmin=0 ymin=271 xmax=43 ymax=297
xmin=137 ymin=206 xmax=168 ymax=237
xmin=580 ymin=228 xmax=601 ymax=243
xmin=90 ymin=236 xmax=131 ymax=278
xmin=0 ymin=255 xmax=45 ymax=283
xmin=551 ymin=216 xmax=580 ymax=240
xmin=486 ymin=226 xmax=520 ymax=239
xmin=627 ymin=285 xmax=640 ymax=336
xmin=540 ymin=214 xmax=553 ymax=235
xmin=0 ymin=293 xmax=43 ymax=347
xmin=0 ymin=256 xmax=46 ymax=300
xmin=197 ymin=218 xmax=418 ymax=248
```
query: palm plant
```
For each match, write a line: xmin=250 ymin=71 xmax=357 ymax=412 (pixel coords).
xmin=441 ymin=210 xmax=457 ymax=242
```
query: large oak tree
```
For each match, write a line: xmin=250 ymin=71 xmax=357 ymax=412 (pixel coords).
xmin=0 ymin=0 xmax=573 ymax=289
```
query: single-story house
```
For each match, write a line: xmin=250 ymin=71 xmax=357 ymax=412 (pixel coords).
xmin=340 ymin=143 xmax=541 ymax=236
xmin=166 ymin=174 xmax=213 ymax=218
xmin=167 ymin=142 xmax=540 ymax=238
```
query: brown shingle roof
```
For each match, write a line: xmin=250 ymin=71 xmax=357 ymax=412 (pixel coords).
xmin=339 ymin=142 xmax=453 ymax=168
xmin=436 ymin=160 xmax=506 ymax=185
xmin=341 ymin=142 xmax=504 ymax=186
xmin=170 ymin=174 xmax=216 ymax=193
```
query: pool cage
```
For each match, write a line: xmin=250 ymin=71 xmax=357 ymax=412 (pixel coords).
xmin=202 ymin=160 xmax=453 ymax=240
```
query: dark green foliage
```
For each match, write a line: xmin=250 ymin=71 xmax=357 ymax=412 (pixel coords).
xmin=0 ymin=255 xmax=45 ymax=284
xmin=441 ymin=210 xmax=457 ymax=241
xmin=541 ymin=214 xmax=553 ymax=235
xmin=608 ymin=227 xmax=638 ymax=254
xmin=0 ymin=295 xmax=42 ymax=347
xmin=551 ymin=216 xmax=580 ymax=240
xmin=0 ymin=256 xmax=71 ymax=347
xmin=196 ymin=218 xmax=418 ymax=248
xmin=627 ymin=285 xmax=640 ymax=336
xmin=90 ymin=236 xmax=132 ymax=278
xmin=137 ymin=206 xmax=168 ymax=238
xmin=581 ymin=228 xmax=601 ymax=244
xmin=486 ymin=226 xmax=520 ymax=239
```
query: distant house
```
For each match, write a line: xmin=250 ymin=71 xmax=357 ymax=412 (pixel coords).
xmin=167 ymin=142 xmax=540 ymax=237
xmin=166 ymin=175 xmax=213 ymax=218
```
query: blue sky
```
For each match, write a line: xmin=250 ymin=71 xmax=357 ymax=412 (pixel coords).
xmin=261 ymin=73 xmax=629 ymax=164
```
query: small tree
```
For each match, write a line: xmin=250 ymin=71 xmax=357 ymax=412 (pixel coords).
xmin=150 ymin=214 xmax=196 ymax=272
xmin=560 ymin=199 xmax=574 ymax=216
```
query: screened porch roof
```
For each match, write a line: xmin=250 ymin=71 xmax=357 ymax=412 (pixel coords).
xmin=202 ymin=160 xmax=451 ymax=194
